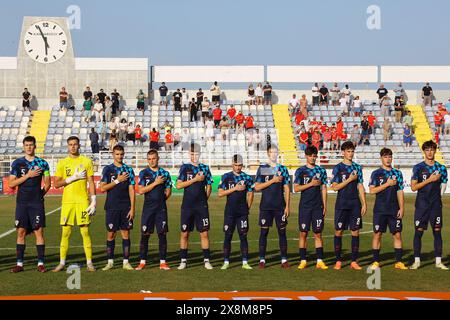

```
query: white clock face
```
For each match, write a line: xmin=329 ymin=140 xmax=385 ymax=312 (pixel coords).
xmin=24 ymin=21 xmax=68 ymax=64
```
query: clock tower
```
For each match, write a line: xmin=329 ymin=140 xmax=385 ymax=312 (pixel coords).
xmin=18 ymin=16 xmax=75 ymax=100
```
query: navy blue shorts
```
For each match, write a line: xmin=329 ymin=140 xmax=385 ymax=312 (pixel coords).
xmin=15 ymin=202 xmax=45 ymax=231
xmin=105 ymin=209 xmax=133 ymax=232
xmin=334 ymin=206 xmax=362 ymax=231
xmin=181 ymin=205 xmax=210 ymax=232
xmin=141 ymin=205 xmax=168 ymax=234
xmin=224 ymin=214 xmax=249 ymax=235
xmin=259 ymin=210 xmax=287 ymax=229
xmin=373 ymin=213 xmax=402 ymax=234
xmin=299 ymin=207 xmax=324 ymax=233
xmin=414 ymin=203 xmax=443 ymax=230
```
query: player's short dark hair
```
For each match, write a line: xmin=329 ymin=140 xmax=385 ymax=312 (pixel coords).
xmin=305 ymin=145 xmax=318 ymax=156
xmin=190 ymin=143 xmax=201 ymax=153
xmin=267 ymin=144 xmax=278 ymax=153
xmin=147 ymin=149 xmax=159 ymax=157
xmin=232 ymin=154 xmax=243 ymax=164
xmin=380 ymin=148 xmax=393 ymax=157
xmin=67 ymin=136 xmax=80 ymax=144
xmin=22 ymin=136 xmax=36 ymax=145
xmin=341 ymin=141 xmax=355 ymax=151
xmin=422 ymin=140 xmax=437 ymax=151
xmin=113 ymin=145 xmax=124 ymax=153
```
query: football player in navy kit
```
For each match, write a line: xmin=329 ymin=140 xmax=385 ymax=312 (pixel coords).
xmin=410 ymin=140 xmax=448 ymax=270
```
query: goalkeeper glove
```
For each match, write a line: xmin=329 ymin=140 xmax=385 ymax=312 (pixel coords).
xmin=65 ymin=167 xmax=86 ymax=184
xmin=86 ymin=195 xmax=96 ymax=216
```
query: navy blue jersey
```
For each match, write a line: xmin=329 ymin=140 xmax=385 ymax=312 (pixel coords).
xmin=331 ymin=162 xmax=363 ymax=209
xmin=294 ymin=165 xmax=328 ymax=209
xmin=10 ymin=157 xmax=50 ymax=204
xmin=255 ymin=163 xmax=291 ymax=211
xmin=370 ymin=168 xmax=404 ymax=215
xmin=138 ymin=167 xmax=172 ymax=209
xmin=219 ymin=171 xmax=255 ymax=215
xmin=412 ymin=161 xmax=448 ymax=209
xmin=101 ymin=163 xmax=135 ymax=210
xmin=178 ymin=163 xmax=213 ymax=209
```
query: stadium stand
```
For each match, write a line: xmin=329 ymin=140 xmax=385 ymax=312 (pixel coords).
xmin=0 ymin=106 xmax=30 ymax=155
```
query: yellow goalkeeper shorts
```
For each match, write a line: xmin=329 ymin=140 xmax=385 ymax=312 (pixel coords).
xmin=60 ymin=202 xmax=91 ymax=226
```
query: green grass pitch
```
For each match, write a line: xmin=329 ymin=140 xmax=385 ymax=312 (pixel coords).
xmin=0 ymin=193 xmax=449 ymax=296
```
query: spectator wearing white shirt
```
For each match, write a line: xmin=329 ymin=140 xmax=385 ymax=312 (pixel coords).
xmin=201 ymin=97 xmax=211 ymax=124
xmin=311 ymin=82 xmax=320 ymax=106
xmin=444 ymin=113 xmax=450 ymax=135
xmin=205 ymin=116 xmax=215 ymax=142
xmin=255 ymin=83 xmax=263 ymax=105
xmin=247 ymin=84 xmax=255 ymax=105
xmin=330 ymin=83 xmax=340 ymax=106
xmin=210 ymin=81 xmax=221 ymax=105
xmin=339 ymin=95 xmax=348 ymax=116
xmin=288 ymin=94 xmax=300 ymax=116
xmin=181 ymin=88 xmax=189 ymax=110
xmin=118 ymin=118 xmax=128 ymax=142
xmin=93 ymin=98 xmax=104 ymax=123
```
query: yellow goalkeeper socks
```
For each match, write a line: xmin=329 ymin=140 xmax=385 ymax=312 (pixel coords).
xmin=60 ymin=225 xmax=72 ymax=263
xmin=80 ymin=226 xmax=93 ymax=262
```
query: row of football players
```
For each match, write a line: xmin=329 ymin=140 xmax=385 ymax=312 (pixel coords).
xmin=8 ymin=136 xmax=448 ymax=272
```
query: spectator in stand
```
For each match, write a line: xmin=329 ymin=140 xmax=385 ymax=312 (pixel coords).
xmin=22 ymin=88 xmax=31 ymax=112
xmin=360 ymin=115 xmax=370 ymax=145
xmin=210 ymin=81 xmax=221 ymax=106
xmin=247 ymin=84 xmax=255 ymax=105
xmin=255 ymin=83 xmax=263 ymax=105
xmin=394 ymin=82 xmax=405 ymax=101
xmin=181 ymin=88 xmax=189 ymax=110
xmin=104 ymin=96 xmax=113 ymax=122
xmin=89 ymin=128 xmax=100 ymax=154
xmin=380 ymin=95 xmax=392 ymax=118
xmin=339 ymin=129 xmax=348 ymax=147
xmin=352 ymin=96 xmax=362 ymax=117
xmin=253 ymin=128 xmax=261 ymax=151
xmin=336 ymin=116 xmax=344 ymax=146
xmin=93 ymin=98 xmax=104 ymax=123
xmin=118 ymin=118 xmax=128 ymax=142
xmin=165 ymin=130 xmax=174 ymax=151
xmin=434 ymin=111 xmax=443 ymax=135
xmin=97 ymin=89 xmax=107 ymax=107
xmin=173 ymin=88 xmax=182 ymax=112
xmin=111 ymin=89 xmax=121 ymax=114
xmin=323 ymin=127 xmax=332 ymax=150
xmin=435 ymin=129 xmax=440 ymax=147
xmin=108 ymin=117 xmax=118 ymax=134
xmin=227 ymin=104 xmax=237 ymax=128
xmin=83 ymin=98 xmax=93 ymax=123
xmin=150 ymin=128 xmax=160 ymax=150
xmin=136 ymin=89 xmax=146 ymax=112
xmin=135 ymin=124 xmax=143 ymax=146
xmin=189 ymin=98 xmax=198 ymax=122
xmin=367 ymin=111 xmax=377 ymax=135
xmin=446 ymin=99 xmax=450 ymax=112
xmin=196 ymin=88 xmax=204 ymax=111
xmin=330 ymin=125 xmax=339 ymax=150
xmin=212 ymin=104 xmax=222 ymax=128
xmin=444 ymin=112 xmax=450 ymax=135
xmin=383 ymin=117 xmax=392 ymax=141
xmin=83 ymin=86 xmax=93 ymax=102
xmin=311 ymin=128 xmax=321 ymax=150
xmin=343 ymin=84 xmax=353 ymax=107
xmin=319 ymin=83 xmax=329 ymax=106
xmin=126 ymin=122 xmax=135 ymax=144
xmin=109 ymin=129 xmax=118 ymax=151
xmin=403 ymin=124 xmax=413 ymax=150
xmin=330 ymin=83 xmax=340 ymax=106
xmin=350 ymin=124 xmax=361 ymax=147
xmin=298 ymin=129 xmax=309 ymax=151
xmin=376 ymin=84 xmax=388 ymax=104
xmin=394 ymin=96 xmax=405 ymax=123
xmin=205 ymin=116 xmax=215 ymax=142
xmin=299 ymin=94 xmax=308 ymax=117
xmin=339 ymin=94 xmax=348 ymax=116
xmin=159 ymin=82 xmax=168 ymax=107
xmin=235 ymin=111 xmax=245 ymax=132
xmin=402 ymin=110 xmax=414 ymax=132
xmin=263 ymin=81 xmax=273 ymax=106
xmin=288 ymin=94 xmax=300 ymax=116
xmin=219 ymin=117 xmax=230 ymax=140
xmin=422 ymin=82 xmax=433 ymax=107
xmin=59 ymin=87 xmax=69 ymax=111
xmin=311 ymin=82 xmax=320 ymax=106
xmin=97 ymin=120 xmax=106 ymax=149
xmin=160 ymin=120 xmax=173 ymax=134
xmin=245 ymin=113 xmax=255 ymax=133
xmin=295 ymin=111 xmax=305 ymax=126
xmin=201 ymin=97 xmax=211 ymax=124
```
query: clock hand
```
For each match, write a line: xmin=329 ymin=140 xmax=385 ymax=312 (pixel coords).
xmin=36 ymin=26 xmax=50 ymax=55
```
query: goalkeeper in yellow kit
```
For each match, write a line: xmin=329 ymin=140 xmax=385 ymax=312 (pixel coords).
xmin=52 ymin=136 xmax=97 ymax=272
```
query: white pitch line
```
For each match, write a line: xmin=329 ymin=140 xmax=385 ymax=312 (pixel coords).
xmin=0 ymin=206 xmax=61 ymax=240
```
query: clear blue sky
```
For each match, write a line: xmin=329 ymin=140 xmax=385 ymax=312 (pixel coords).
xmin=1 ymin=0 xmax=449 ymax=66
